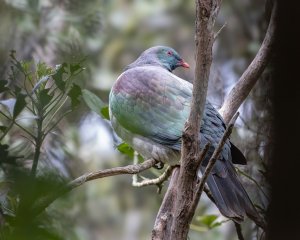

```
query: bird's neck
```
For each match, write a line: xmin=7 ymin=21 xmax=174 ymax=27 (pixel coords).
xmin=124 ymin=57 xmax=172 ymax=72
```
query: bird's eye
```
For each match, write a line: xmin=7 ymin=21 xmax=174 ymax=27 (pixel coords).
xmin=167 ymin=51 xmax=173 ymax=56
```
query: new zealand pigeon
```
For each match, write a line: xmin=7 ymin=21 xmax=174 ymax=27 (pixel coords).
xmin=109 ymin=46 xmax=263 ymax=227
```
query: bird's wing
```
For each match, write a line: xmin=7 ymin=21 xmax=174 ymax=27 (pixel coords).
xmin=109 ymin=66 xmax=192 ymax=150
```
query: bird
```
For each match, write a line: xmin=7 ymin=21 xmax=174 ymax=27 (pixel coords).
xmin=109 ymin=46 xmax=264 ymax=227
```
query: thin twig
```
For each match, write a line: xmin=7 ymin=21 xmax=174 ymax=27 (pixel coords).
xmin=189 ymin=144 xmax=210 ymax=213
xmin=30 ymin=115 xmax=43 ymax=176
xmin=0 ymin=121 xmax=14 ymax=142
xmin=43 ymin=110 xmax=72 ymax=139
xmin=235 ymin=167 xmax=270 ymax=202
xmin=234 ymin=222 xmax=245 ymax=240
xmin=31 ymin=158 xmax=157 ymax=216
xmin=43 ymin=95 xmax=68 ymax=124
xmin=195 ymin=112 xmax=239 ymax=203
xmin=219 ymin=2 xmax=278 ymax=124
xmin=195 ymin=143 xmax=210 ymax=171
xmin=214 ymin=21 xmax=227 ymax=40
xmin=0 ymin=111 xmax=35 ymax=139
xmin=132 ymin=165 xmax=176 ymax=188
xmin=131 ymin=150 xmax=176 ymax=189
xmin=203 ymin=185 xmax=215 ymax=204
xmin=68 ymin=158 xmax=157 ymax=188
xmin=132 ymin=150 xmax=140 ymax=185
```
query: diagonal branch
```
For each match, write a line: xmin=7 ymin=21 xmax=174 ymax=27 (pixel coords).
xmin=194 ymin=112 xmax=239 ymax=201
xmin=234 ymin=222 xmax=245 ymax=240
xmin=219 ymin=2 xmax=278 ymax=124
xmin=190 ymin=112 xmax=239 ymax=213
xmin=165 ymin=1 xmax=222 ymax=240
xmin=31 ymin=158 xmax=157 ymax=216
xmin=152 ymin=168 xmax=180 ymax=240
xmin=68 ymin=158 xmax=157 ymax=188
xmin=153 ymin=1 xmax=275 ymax=238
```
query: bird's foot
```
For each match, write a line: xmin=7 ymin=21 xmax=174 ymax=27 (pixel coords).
xmin=153 ymin=161 xmax=164 ymax=170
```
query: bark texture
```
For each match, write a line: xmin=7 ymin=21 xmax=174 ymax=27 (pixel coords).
xmin=152 ymin=1 xmax=222 ymax=239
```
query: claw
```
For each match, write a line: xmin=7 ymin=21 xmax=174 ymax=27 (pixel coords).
xmin=154 ymin=161 xmax=164 ymax=170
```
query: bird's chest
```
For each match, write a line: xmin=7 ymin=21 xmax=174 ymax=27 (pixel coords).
xmin=110 ymin=113 xmax=180 ymax=165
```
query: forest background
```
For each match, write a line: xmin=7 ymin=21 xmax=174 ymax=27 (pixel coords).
xmin=0 ymin=0 xmax=279 ymax=239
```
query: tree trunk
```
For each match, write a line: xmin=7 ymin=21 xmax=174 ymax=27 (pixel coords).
xmin=152 ymin=1 xmax=222 ymax=239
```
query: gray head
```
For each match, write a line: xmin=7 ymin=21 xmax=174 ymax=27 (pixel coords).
xmin=125 ymin=46 xmax=190 ymax=72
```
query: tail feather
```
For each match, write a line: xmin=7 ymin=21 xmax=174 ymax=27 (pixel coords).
xmin=200 ymin=161 xmax=265 ymax=228
xmin=206 ymin=172 xmax=245 ymax=222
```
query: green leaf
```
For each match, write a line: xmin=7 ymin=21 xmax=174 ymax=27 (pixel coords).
xmin=13 ymin=93 xmax=27 ymax=119
xmin=32 ymin=76 xmax=49 ymax=93
xmin=68 ymin=84 xmax=82 ymax=109
xmin=0 ymin=144 xmax=9 ymax=160
xmin=100 ymin=106 xmax=110 ymax=120
xmin=117 ymin=142 xmax=134 ymax=159
xmin=14 ymin=86 xmax=21 ymax=96
xmin=14 ymin=60 xmax=24 ymax=73
xmin=0 ymin=143 xmax=18 ymax=164
xmin=197 ymin=214 xmax=218 ymax=228
xmin=52 ymin=63 xmax=67 ymax=91
xmin=69 ymin=63 xmax=82 ymax=75
xmin=21 ymin=60 xmax=32 ymax=74
xmin=37 ymin=62 xmax=52 ymax=79
xmin=210 ymin=222 xmax=222 ymax=229
xmin=0 ymin=98 xmax=16 ymax=116
xmin=82 ymin=89 xmax=106 ymax=116
xmin=0 ymin=80 xmax=9 ymax=93
xmin=39 ymin=88 xmax=53 ymax=109
xmin=138 ymin=154 xmax=144 ymax=162
xmin=0 ymin=126 xmax=7 ymax=132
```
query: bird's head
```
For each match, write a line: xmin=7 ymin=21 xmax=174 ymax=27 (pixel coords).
xmin=153 ymin=46 xmax=190 ymax=71
xmin=126 ymin=46 xmax=190 ymax=72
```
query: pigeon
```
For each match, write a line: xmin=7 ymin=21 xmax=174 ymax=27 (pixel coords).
xmin=109 ymin=46 xmax=263 ymax=227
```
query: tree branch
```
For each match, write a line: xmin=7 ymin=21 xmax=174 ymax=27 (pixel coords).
xmin=235 ymin=167 xmax=270 ymax=202
xmin=219 ymin=2 xmax=277 ymax=124
xmin=152 ymin=168 xmax=180 ymax=240
xmin=160 ymin=1 xmax=222 ymax=239
xmin=214 ymin=21 xmax=227 ymax=40
xmin=234 ymin=222 xmax=245 ymax=240
xmin=131 ymin=151 xmax=176 ymax=192
xmin=191 ymin=112 xmax=239 ymax=212
xmin=153 ymin=2 xmax=276 ymax=239
xmin=132 ymin=165 xmax=176 ymax=189
xmin=153 ymin=112 xmax=238 ymax=240
xmin=31 ymin=158 xmax=157 ymax=216
xmin=204 ymin=185 xmax=215 ymax=203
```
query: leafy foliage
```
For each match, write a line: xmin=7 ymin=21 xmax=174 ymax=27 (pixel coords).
xmin=82 ymin=89 xmax=108 ymax=119
xmin=117 ymin=142 xmax=135 ymax=159
xmin=0 ymin=170 xmax=68 ymax=240
xmin=0 ymin=80 xmax=9 ymax=93
xmin=0 ymin=53 xmax=86 ymax=239
xmin=196 ymin=214 xmax=223 ymax=229
xmin=0 ymin=0 xmax=269 ymax=239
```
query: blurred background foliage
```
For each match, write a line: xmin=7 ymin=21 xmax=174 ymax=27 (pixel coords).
xmin=0 ymin=0 xmax=272 ymax=239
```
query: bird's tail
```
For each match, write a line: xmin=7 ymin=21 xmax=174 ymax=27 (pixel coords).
xmin=200 ymin=161 xmax=265 ymax=229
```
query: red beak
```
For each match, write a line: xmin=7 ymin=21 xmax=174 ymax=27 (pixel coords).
xmin=180 ymin=60 xmax=190 ymax=69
